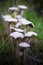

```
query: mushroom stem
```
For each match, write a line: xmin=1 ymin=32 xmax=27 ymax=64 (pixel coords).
xmin=23 ymin=48 xmax=29 ymax=65
xmin=21 ymin=10 xmax=24 ymax=16
xmin=28 ymin=37 xmax=32 ymax=44
xmin=16 ymin=40 xmax=19 ymax=57
xmin=24 ymin=26 xmax=27 ymax=35
xmin=14 ymin=11 xmax=17 ymax=18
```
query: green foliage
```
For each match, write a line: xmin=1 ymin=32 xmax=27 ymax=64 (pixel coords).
xmin=24 ymin=10 xmax=43 ymax=39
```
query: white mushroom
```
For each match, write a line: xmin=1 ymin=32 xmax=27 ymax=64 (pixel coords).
xmin=9 ymin=32 xmax=24 ymax=39
xmin=2 ymin=15 xmax=12 ymax=19
xmin=18 ymin=5 xmax=28 ymax=10
xmin=9 ymin=32 xmax=24 ymax=58
xmin=10 ymin=26 xmax=24 ymax=33
xmin=2 ymin=15 xmax=18 ymax=34
xmin=19 ymin=42 xmax=30 ymax=48
xmin=2 ymin=15 xmax=17 ymax=22
xmin=24 ymin=31 xmax=38 ymax=45
xmin=9 ymin=7 xmax=19 ymax=11
xmin=25 ymin=31 xmax=37 ymax=37
xmin=18 ymin=18 xmax=34 ymax=34
xmin=18 ymin=41 xmax=30 ymax=61
xmin=15 ymin=17 xmax=34 ymax=28
xmin=14 ymin=28 xmax=24 ymax=33
xmin=9 ymin=7 xmax=19 ymax=17
xmin=16 ymin=18 xmax=34 ymax=34
xmin=19 ymin=18 xmax=34 ymax=27
xmin=19 ymin=42 xmax=30 ymax=65
xmin=18 ymin=5 xmax=28 ymax=16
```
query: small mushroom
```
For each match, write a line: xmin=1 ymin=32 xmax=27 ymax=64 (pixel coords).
xmin=18 ymin=18 xmax=34 ymax=34
xmin=18 ymin=5 xmax=28 ymax=16
xmin=25 ymin=31 xmax=38 ymax=45
xmin=9 ymin=7 xmax=19 ymax=18
xmin=19 ymin=42 xmax=30 ymax=65
xmin=9 ymin=32 xmax=24 ymax=56
xmin=15 ymin=18 xmax=34 ymax=34
xmin=25 ymin=31 xmax=37 ymax=37
xmin=14 ymin=28 xmax=24 ymax=33
xmin=10 ymin=26 xmax=24 ymax=33
xmin=19 ymin=18 xmax=34 ymax=27
xmin=2 ymin=15 xmax=17 ymax=34
xmin=2 ymin=15 xmax=17 ymax=22
xmin=19 ymin=42 xmax=30 ymax=48
xmin=9 ymin=31 xmax=24 ymax=39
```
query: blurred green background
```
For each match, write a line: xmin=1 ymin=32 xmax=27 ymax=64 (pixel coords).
xmin=0 ymin=0 xmax=43 ymax=65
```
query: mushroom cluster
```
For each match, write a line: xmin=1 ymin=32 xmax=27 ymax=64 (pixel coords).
xmin=2 ymin=5 xmax=38 ymax=65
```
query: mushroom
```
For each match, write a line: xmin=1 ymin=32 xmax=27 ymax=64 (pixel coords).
xmin=10 ymin=26 xmax=24 ymax=33
xmin=19 ymin=18 xmax=34 ymax=27
xmin=25 ymin=31 xmax=38 ymax=45
xmin=18 ymin=5 xmax=28 ymax=16
xmin=9 ymin=32 xmax=24 ymax=57
xmin=9 ymin=7 xmax=19 ymax=18
xmin=2 ymin=15 xmax=17 ymax=22
xmin=9 ymin=31 xmax=24 ymax=39
xmin=2 ymin=15 xmax=17 ymax=34
xmin=16 ymin=14 xmax=34 ymax=29
xmin=25 ymin=31 xmax=37 ymax=38
xmin=19 ymin=42 xmax=30 ymax=48
xmin=14 ymin=28 xmax=24 ymax=33
xmin=15 ymin=17 xmax=34 ymax=32
xmin=18 ymin=18 xmax=34 ymax=34
xmin=18 ymin=42 xmax=30 ymax=65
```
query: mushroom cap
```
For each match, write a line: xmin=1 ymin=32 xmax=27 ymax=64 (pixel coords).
xmin=14 ymin=28 xmax=24 ymax=33
xmin=9 ymin=32 xmax=24 ymax=39
xmin=18 ymin=5 xmax=28 ymax=10
xmin=19 ymin=18 xmax=34 ymax=27
xmin=15 ymin=18 xmax=34 ymax=28
xmin=2 ymin=15 xmax=17 ymax=22
xmin=2 ymin=15 xmax=11 ymax=19
xmin=19 ymin=42 xmax=30 ymax=48
xmin=9 ymin=7 xmax=19 ymax=11
xmin=10 ymin=26 xmax=24 ymax=33
xmin=25 ymin=31 xmax=37 ymax=37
